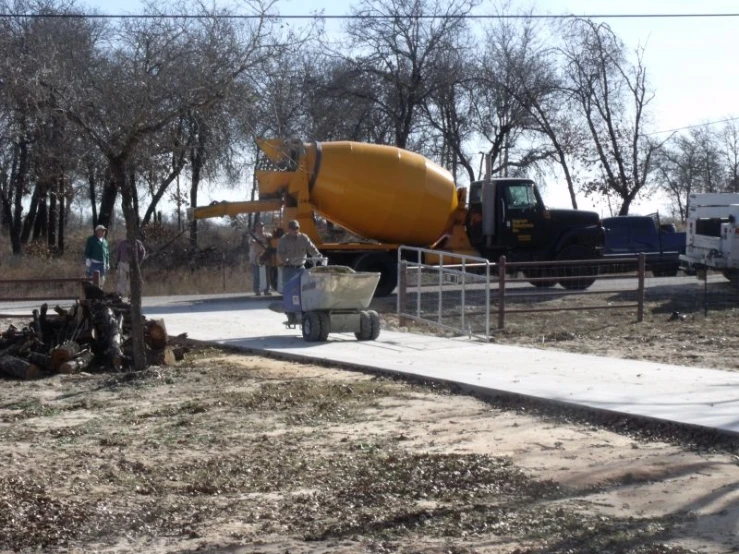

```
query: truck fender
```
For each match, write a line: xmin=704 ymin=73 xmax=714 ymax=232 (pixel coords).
xmin=553 ymin=225 xmax=604 ymax=255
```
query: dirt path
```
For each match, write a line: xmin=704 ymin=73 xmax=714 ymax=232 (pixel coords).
xmin=1 ymin=346 xmax=739 ymax=553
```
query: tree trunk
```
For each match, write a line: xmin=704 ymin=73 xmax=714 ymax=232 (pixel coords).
xmin=48 ymin=188 xmax=57 ymax=250
xmin=97 ymin=176 xmax=118 ymax=230
xmin=88 ymin=162 xmax=98 ymax=227
xmin=189 ymin=133 xmax=206 ymax=249
xmin=142 ymin=161 xmax=186 ymax=226
xmin=32 ymin=194 xmax=47 ymax=242
xmin=21 ymin=183 xmax=40 ymax=243
xmin=11 ymin=140 xmax=28 ymax=255
xmin=58 ymin=181 xmax=65 ymax=254
xmin=112 ymin=156 xmax=146 ymax=371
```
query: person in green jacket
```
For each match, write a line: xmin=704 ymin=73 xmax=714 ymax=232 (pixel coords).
xmin=84 ymin=224 xmax=110 ymax=286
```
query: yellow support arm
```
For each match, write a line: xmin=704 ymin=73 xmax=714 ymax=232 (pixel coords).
xmin=192 ymin=200 xmax=283 ymax=220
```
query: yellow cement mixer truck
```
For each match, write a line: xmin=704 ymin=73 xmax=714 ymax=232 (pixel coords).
xmin=193 ymin=138 xmax=605 ymax=296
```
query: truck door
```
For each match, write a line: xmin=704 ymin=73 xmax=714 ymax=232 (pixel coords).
xmin=628 ymin=217 xmax=659 ymax=254
xmin=499 ymin=182 xmax=546 ymax=250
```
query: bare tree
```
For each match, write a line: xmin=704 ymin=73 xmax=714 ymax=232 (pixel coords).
xmin=561 ymin=19 xmax=661 ymax=215
xmin=41 ymin=2 xmax=277 ymax=370
xmin=341 ymin=0 xmax=477 ymax=151
xmin=720 ymin=120 xmax=739 ymax=193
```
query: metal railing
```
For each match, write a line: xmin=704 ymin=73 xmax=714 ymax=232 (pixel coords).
xmin=0 ymin=272 xmax=100 ymax=302
xmin=397 ymin=247 xmax=493 ymax=340
xmin=397 ymin=247 xmax=646 ymax=340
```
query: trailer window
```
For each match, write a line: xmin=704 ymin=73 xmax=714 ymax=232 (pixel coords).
xmin=504 ymin=184 xmax=537 ymax=209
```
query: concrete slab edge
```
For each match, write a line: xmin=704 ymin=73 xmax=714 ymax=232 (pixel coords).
xmin=182 ymin=337 xmax=739 ymax=452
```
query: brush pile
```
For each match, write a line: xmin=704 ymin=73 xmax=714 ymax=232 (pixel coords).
xmin=0 ymin=283 xmax=183 ymax=379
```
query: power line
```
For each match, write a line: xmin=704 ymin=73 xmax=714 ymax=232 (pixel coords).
xmin=648 ymin=115 xmax=739 ymax=136
xmin=3 ymin=12 xmax=739 ymax=19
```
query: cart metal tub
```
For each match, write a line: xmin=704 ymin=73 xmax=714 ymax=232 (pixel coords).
xmin=299 ymin=266 xmax=380 ymax=312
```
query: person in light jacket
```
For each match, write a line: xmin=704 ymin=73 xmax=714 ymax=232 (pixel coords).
xmin=115 ymin=237 xmax=146 ymax=299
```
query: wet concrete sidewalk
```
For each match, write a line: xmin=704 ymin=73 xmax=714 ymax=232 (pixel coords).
xmin=137 ymin=294 xmax=739 ymax=436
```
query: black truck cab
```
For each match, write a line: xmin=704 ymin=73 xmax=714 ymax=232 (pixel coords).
xmin=466 ymin=178 xmax=604 ymax=263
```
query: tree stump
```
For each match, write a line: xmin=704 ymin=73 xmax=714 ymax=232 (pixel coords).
xmin=145 ymin=319 xmax=168 ymax=350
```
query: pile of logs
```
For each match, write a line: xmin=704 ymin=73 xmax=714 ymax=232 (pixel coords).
xmin=0 ymin=285 xmax=178 ymax=379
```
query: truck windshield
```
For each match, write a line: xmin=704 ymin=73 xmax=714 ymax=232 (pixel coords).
xmin=504 ymin=184 xmax=537 ymax=209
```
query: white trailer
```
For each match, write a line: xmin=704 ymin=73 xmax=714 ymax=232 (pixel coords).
xmin=680 ymin=193 xmax=739 ymax=284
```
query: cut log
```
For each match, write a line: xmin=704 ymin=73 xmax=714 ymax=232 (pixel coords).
xmin=100 ymin=308 xmax=123 ymax=370
xmin=0 ymin=338 xmax=35 ymax=359
xmin=50 ymin=341 xmax=80 ymax=371
xmin=0 ymin=355 xmax=41 ymax=380
xmin=59 ymin=351 xmax=95 ymax=374
xmin=27 ymin=352 xmax=53 ymax=372
xmin=32 ymin=309 xmax=42 ymax=341
xmin=145 ymin=319 xmax=168 ymax=350
xmin=147 ymin=347 xmax=176 ymax=366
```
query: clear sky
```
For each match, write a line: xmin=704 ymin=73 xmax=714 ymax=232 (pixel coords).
xmin=78 ymin=0 xmax=739 ymax=216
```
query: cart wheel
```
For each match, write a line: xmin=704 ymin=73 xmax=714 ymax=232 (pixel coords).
xmin=317 ymin=311 xmax=330 ymax=341
xmin=302 ymin=311 xmax=330 ymax=342
xmin=355 ymin=310 xmax=381 ymax=341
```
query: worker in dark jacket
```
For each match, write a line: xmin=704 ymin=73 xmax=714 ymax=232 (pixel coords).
xmin=84 ymin=225 xmax=110 ymax=286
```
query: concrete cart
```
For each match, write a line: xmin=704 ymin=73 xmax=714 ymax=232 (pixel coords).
xmin=281 ymin=266 xmax=381 ymax=342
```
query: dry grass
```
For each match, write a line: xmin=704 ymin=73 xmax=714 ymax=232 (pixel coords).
xmin=0 ymin=224 xmax=256 ymax=297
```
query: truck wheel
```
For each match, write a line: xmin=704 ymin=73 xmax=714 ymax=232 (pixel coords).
xmin=355 ymin=310 xmax=381 ymax=341
xmin=652 ymin=264 xmax=679 ymax=278
xmin=556 ymin=245 xmax=599 ymax=290
xmin=522 ymin=268 xmax=557 ymax=288
xmin=722 ymin=269 xmax=739 ymax=288
xmin=353 ymin=253 xmax=397 ymax=297
xmin=302 ymin=311 xmax=330 ymax=342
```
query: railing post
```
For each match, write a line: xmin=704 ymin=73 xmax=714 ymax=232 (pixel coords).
xmin=637 ymin=253 xmax=645 ymax=322
xmin=222 ymin=252 xmax=227 ymax=291
xmin=416 ymin=251 xmax=422 ymax=321
xmin=438 ymin=253 xmax=443 ymax=325
xmin=498 ymin=256 xmax=506 ymax=330
xmin=461 ymin=257 xmax=467 ymax=336
xmin=398 ymin=259 xmax=409 ymax=326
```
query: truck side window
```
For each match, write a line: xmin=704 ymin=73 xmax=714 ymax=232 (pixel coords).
xmin=504 ymin=185 xmax=537 ymax=209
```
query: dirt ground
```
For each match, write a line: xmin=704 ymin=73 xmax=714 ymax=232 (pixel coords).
xmin=3 ymin=285 xmax=739 ymax=554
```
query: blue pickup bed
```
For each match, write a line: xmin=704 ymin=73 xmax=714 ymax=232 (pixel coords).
xmin=602 ymin=216 xmax=686 ymax=277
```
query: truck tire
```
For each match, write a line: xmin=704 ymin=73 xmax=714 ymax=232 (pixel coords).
xmin=302 ymin=311 xmax=330 ymax=342
xmin=522 ymin=268 xmax=557 ymax=288
xmin=353 ymin=253 xmax=397 ymax=297
xmin=555 ymin=245 xmax=599 ymax=290
xmin=652 ymin=263 xmax=679 ymax=278
xmin=722 ymin=269 xmax=739 ymax=288
xmin=355 ymin=310 xmax=381 ymax=341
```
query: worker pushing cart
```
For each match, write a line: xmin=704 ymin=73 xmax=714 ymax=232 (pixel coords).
xmin=278 ymin=263 xmax=381 ymax=342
